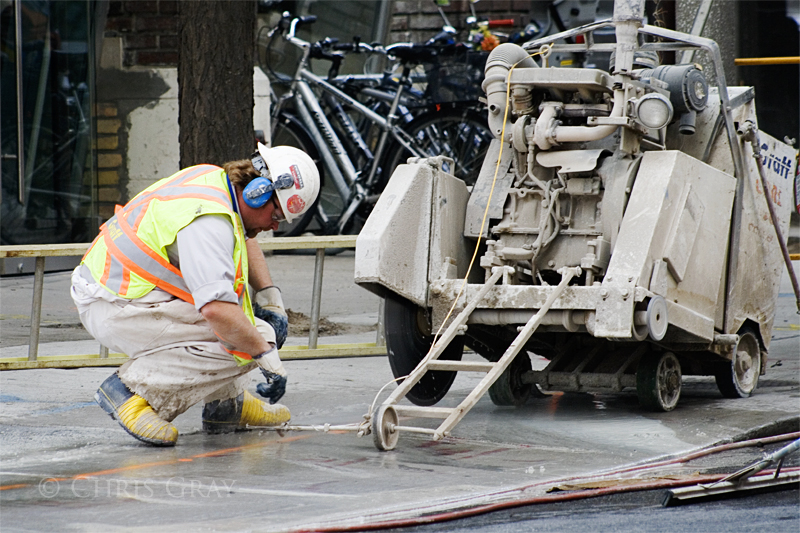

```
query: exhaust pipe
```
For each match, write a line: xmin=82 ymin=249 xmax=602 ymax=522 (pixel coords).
xmin=482 ymin=43 xmax=538 ymax=139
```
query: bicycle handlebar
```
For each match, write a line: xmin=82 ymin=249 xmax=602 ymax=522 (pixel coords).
xmin=314 ymin=37 xmax=382 ymax=55
xmin=332 ymin=41 xmax=381 ymax=54
xmin=487 ymin=19 xmax=516 ymax=28
xmin=278 ymin=13 xmax=384 ymax=60
xmin=276 ymin=13 xmax=472 ymax=68
xmin=282 ymin=13 xmax=317 ymax=40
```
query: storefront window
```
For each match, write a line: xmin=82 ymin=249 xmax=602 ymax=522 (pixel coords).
xmin=1 ymin=0 xmax=96 ymax=245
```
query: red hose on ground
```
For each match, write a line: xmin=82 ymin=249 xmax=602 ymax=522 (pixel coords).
xmin=296 ymin=467 xmax=800 ymax=532
xmin=592 ymin=431 xmax=800 ymax=479
xmin=292 ymin=431 xmax=800 ymax=532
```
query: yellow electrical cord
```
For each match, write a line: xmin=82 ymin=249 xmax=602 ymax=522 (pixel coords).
xmin=429 ymin=46 xmax=551 ymax=347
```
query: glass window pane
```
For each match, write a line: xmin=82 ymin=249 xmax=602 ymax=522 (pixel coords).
xmin=1 ymin=0 xmax=95 ymax=245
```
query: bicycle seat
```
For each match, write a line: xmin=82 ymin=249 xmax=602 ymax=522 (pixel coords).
xmin=386 ymin=43 xmax=440 ymax=64
xmin=387 ymin=42 xmax=470 ymax=65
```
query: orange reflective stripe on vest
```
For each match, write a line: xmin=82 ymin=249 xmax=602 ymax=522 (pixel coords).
xmin=123 ymin=165 xmax=220 ymax=212
xmin=227 ymin=347 xmax=253 ymax=361
xmin=102 ymin=214 xmax=195 ymax=303
xmin=97 ymin=165 xmax=239 ymax=304
xmin=83 ymin=164 xmax=255 ymax=364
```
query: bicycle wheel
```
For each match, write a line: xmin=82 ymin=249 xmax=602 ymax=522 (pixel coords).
xmin=381 ymin=106 xmax=493 ymax=189
xmin=270 ymin=112 xmax=323 ymax=236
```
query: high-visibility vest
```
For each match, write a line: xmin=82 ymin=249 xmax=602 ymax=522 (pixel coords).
xmin=83 ymin=165 xmax=256 ymax=365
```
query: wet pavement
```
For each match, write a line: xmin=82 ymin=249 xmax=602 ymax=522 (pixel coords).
xmin=0 ymin=254 xmax=798 ymax=532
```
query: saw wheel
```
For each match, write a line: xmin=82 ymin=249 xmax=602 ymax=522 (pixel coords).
xmin=384 ymin=296 xmax=463 ymax=406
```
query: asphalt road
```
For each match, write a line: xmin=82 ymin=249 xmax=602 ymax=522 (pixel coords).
xmin=0 ymin=254 xmax=798 ymax=532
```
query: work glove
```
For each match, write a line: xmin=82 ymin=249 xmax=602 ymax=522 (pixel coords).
xmin=252 ymin=347 xmax=286 ymax=377
xmin=254 ymin=286 xmax=288 ymax=349
xmin=257 ymin=368 xmax=287 ymax=404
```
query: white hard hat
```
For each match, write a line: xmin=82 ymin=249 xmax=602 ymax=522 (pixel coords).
xmin=255 ymin=143 xmax=320 ymax=223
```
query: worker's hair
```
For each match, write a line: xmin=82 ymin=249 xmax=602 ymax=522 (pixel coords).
xmin=223 ymin=159 xmax=261 ymax=188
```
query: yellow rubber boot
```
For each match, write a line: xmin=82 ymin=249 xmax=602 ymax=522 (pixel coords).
xmin=95 ymin=373 xmax=178 ymax=447
xmin=202 ymin=391 xmax=290 ymax=434
xmin=240 ymin=390 xmax=291 ymax=427
xmin=116 ymin=395 xmax=179 ymax=445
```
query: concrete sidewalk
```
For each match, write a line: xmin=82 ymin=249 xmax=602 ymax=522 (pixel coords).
xmin=0 ymin=254 xmax=798 ymax=532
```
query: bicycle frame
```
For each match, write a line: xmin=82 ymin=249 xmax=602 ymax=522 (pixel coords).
xmin=272 ymin=19 xmax=426 ymax=232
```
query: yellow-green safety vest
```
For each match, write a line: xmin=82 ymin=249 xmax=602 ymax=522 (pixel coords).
xmin=82 ymin=165 xmax=256 ymax=364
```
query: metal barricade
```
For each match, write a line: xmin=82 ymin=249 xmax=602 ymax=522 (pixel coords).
xmin=0 ymin=236 xmax=386 ymax=370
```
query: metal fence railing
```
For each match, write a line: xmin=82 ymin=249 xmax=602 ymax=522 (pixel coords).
xmin=0 ymin=235 xmax=386 ymax=370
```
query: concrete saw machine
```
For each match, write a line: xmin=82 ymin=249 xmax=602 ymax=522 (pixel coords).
xmin=355 ymin=0 xmax=797 ymax=451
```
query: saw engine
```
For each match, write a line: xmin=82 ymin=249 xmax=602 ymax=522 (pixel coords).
xmin=476 ymin=48 xmax=711 ymax=290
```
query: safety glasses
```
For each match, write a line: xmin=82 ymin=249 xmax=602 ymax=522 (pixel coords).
xmin=271 ymin=196 xmax=286 ymax=223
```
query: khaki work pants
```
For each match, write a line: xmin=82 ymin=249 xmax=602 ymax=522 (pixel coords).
xmin=77 ymin=294 xmax=275 ymax=422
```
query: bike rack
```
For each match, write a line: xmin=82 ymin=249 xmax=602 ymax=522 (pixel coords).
xmin=0 ymin=235 xmax=386 ymax=370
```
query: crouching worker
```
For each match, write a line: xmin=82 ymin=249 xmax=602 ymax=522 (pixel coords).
xmin=70 ymin=144 xmax=319 ymax=446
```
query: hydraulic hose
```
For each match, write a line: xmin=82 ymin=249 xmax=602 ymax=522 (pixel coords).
xmin=293 ymin=470 xmax=800 ymax=532
xmin=291 ymin=431 xmax=800 ymax=532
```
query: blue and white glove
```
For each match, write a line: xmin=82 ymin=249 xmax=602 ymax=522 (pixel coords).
xmin=252 ymin=347 xmax=287 ymax=404
xmin=254 ymin=286 xmax=288 ymax=349
xmin=256 ymin=368 xmax=287 ymax=404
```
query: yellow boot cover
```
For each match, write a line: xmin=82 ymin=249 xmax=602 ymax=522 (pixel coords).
xmin=240 ymin=390 xmax=291 ymax=427
xmin=117 ymin=395 xmax=179 ymax=446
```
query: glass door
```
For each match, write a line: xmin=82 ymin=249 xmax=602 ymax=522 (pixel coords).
xmin=1 ymin=0 xmax=96 ymax=245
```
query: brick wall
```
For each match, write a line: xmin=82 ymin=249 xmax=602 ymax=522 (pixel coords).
xmin=389 ymin=0 xmax=533 ymax=45
xmin=105 ymin=1 xmax=178 ymax=67
xmin=93 ymin=103 xmax=124 ymax=220
xmin=98 ymin=1 xmax=179 ymax=220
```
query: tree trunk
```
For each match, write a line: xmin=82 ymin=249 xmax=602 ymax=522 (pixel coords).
xmin=178 ymin=1 xmax=255 ymax=168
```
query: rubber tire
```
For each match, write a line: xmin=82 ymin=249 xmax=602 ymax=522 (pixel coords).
xmin=269 ymin=112 xmax=324 ymax=237
xmin=384 ymin=296 xmax=463 ymax=407
xmin=636 ymin=351 xmax=682 ymax=412
xmin=465 ymin=327 xmax=548 ymax=399
xmin=380 ymin=107 xmax=493 ymax=189
xmin=489 ymin=353 xmax=533 ymax=407
xmin=715 ymin=327 xmax=761 ymax=398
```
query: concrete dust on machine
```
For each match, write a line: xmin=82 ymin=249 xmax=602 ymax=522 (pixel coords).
xmin=354 ymin=0 xmax=799 ymax=450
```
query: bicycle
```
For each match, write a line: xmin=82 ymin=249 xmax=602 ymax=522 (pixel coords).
xmin=265 ymin=14 xmax=493 ymax=237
